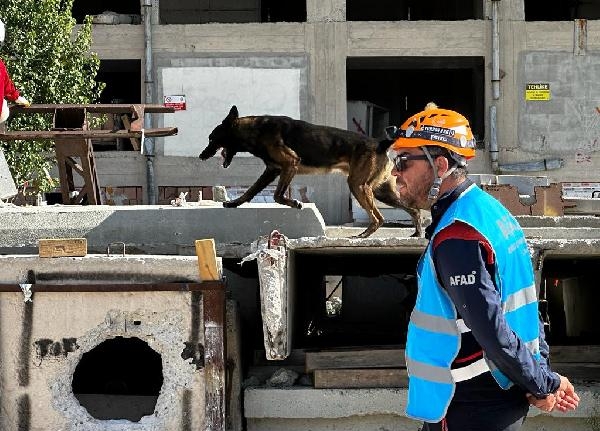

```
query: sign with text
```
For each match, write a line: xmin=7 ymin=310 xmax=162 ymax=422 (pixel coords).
xmin=163 ymin=95 xmax=186 ymax=110
xmin=525 ymin=83 xmax=551 ymax=101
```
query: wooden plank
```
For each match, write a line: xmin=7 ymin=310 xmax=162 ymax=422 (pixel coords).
xmin=38 ymin=238 xmax=87 ymax=258
xmin=314 ymin=368 xmax=408 ymax=389
xmin=306 ymin=348 xmax=405 ymax=373
xmin=550 ymin=345 xmax=600 ymax=363
xmin=195 ymin=239 xmax=221 ymax=281
xmin=120 ymin=114 xmax=141 ymax=151
xmin=0 ymin=127 xmax=178 ymax=140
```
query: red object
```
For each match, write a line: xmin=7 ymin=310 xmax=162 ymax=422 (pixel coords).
xmin=0 ymin=58 xmax=20 ymax=112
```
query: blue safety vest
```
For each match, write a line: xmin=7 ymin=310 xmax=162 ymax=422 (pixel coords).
xmin=405 ymin=183 xmax=541 ymax=422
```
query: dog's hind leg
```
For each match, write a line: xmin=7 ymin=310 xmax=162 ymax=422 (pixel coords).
xmin=223 ymin=168 xmax=279 ymax=208
xmin=374 ymin=177 xmax=423 ymax=237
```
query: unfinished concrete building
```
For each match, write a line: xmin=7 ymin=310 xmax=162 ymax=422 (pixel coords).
xmin=2 ymin=0 xmax=600 ymax=430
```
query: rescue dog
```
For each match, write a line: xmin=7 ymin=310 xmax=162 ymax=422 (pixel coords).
xmin=199 ymin=105 xmax=422 ymax=238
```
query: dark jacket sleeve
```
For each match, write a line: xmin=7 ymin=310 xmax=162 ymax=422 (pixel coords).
xmin=433 ymin=228 xmax=560 ymax=398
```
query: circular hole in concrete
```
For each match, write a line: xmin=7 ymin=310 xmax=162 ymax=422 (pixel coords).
xmin=72 ymin=336 xmax=163 ymax=422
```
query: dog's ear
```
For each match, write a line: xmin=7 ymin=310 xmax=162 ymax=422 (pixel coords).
xmin=224 ymin=105 xmax=239 ymax=124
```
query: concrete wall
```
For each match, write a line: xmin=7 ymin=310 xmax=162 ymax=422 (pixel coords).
xmin=85 ymin=0 xmax=600 ymax=225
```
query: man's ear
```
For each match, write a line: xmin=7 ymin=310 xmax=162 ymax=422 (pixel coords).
xmin=435 ymin=155 xmax=450 ymax=177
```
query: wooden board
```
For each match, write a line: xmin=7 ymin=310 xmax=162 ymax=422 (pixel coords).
xmin=195 ymin=239 xmax=221 ymax=281
xmin=306 ymin=348 xmax=405 ymax=373
xmin=314 ymin=368 xmax=408 ymax=389
xmin=38 ymin=238 xmax=87 ymax=258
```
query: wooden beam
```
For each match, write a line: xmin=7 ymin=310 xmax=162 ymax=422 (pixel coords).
xmin=306 ymin=348 xmax=405 ymax=373
xmin=10 ymin=103 xmax=175 ymax=114
xmin=0 ymin=127 xmax=178 ymax=140
xmin=38 ymin=238 xmax=87 ymax=258
xmin=314 ymin=368 xmax=408 ymax=389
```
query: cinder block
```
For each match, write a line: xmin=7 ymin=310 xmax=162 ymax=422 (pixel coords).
xmin=482 ymin=183 xmax=565 ymax=216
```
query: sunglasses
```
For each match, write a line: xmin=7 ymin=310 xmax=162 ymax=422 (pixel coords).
xmin=393 ymin=153 xmax=430 ymax=171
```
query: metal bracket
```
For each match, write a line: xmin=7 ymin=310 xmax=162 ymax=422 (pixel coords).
xmin=107 ymin=242 xmax=126 ymax=257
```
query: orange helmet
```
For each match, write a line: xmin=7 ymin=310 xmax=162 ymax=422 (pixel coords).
xmin=388 ymin=106 xmax=476 ymax=159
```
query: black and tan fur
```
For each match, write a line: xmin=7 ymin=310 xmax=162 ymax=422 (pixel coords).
xmin=199 ymin=105 xmax=422 ymax=238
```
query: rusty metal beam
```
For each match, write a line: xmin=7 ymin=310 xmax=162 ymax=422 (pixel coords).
xmin=0 ymin=281 xmax=225 ymax=292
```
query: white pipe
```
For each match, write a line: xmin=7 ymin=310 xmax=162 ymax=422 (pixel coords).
xmin=490 ymin=105 xmax=499 ymax=172
xmin=142 ymin=0 xmax=156 ymax=204
xmin=491 ymin=0 xmax=500 ymax=100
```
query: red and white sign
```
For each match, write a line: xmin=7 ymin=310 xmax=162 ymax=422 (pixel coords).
xmin=163 ymin=95 xmax=186 ymax=111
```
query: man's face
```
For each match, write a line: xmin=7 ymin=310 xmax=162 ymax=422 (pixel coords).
xmin=390 ymin=147 xmax=435 ymax=210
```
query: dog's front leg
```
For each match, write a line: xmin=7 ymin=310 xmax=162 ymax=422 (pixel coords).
xmin=223 ymin=168 xmax=279 ymax=208
xmin=273 ymin=166 xmax=302 ymax=209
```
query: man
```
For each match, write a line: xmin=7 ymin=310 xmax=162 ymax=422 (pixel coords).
xmin=386 ymin=104 xmax=579 ymax=431
xmin=0 ymin=18 xmax=30 ymax=123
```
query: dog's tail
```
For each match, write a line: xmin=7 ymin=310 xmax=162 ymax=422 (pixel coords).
xmin=377 ymin=138 xmax=395 ymax=155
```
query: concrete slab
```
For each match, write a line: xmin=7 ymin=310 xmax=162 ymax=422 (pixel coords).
xmin=0 ymin=202 xmax=326 ymax=257
xmin=244 ymin=385 xmax=600 ymax=431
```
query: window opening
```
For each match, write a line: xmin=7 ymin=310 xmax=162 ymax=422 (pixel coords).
xmin=160 ymin=0 xmax=306 ymax=24
xmin=347 ymin=0 xmax=483 ymax=21
xmin=72 ymin=0 xmax=140 ymax=24
xmin=93 ymin=59 xmax=142 ymax=151
xmin=525 ymin=0 xmax=600 ymax=21
xmin=347 ymin=56 xmax=485 ymax=146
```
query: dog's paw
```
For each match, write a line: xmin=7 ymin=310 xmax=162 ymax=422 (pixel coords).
xmin=223 ymin=200 xmax=240 ymax=208
xmin=295 ymin=200 xmax=303 ymax=209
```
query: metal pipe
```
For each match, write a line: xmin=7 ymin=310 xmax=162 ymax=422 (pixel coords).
xmin=490 ymin=105 xmax=499 ymax=173
xmin=491 ymin=0 xmax=500 ymax=100
xmin=142 ymin=0 xmax=156 ymax=204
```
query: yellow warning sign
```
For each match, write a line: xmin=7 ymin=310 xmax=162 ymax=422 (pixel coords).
xmin=525 ymin=83 xmax=551 ymax=101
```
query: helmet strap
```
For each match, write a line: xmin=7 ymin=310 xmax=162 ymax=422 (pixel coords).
xmin=422 ymin=147 xmax=457 ymax=201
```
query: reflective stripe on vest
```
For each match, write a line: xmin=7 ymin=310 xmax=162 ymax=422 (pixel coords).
xmin=405 ymin=184 xmax=540 ymax=422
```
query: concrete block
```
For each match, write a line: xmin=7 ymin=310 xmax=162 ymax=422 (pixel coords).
xmin=0 ymin=255 xmax=232 ymax=430
xmin=0 ymin=286 xmax=201 ymax=429
xmin=482 ymin=183 xmax=565 ymax=216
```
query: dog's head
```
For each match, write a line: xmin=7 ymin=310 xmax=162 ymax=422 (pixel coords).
xmin=199 ymin=105 xmax=239 ymax=168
